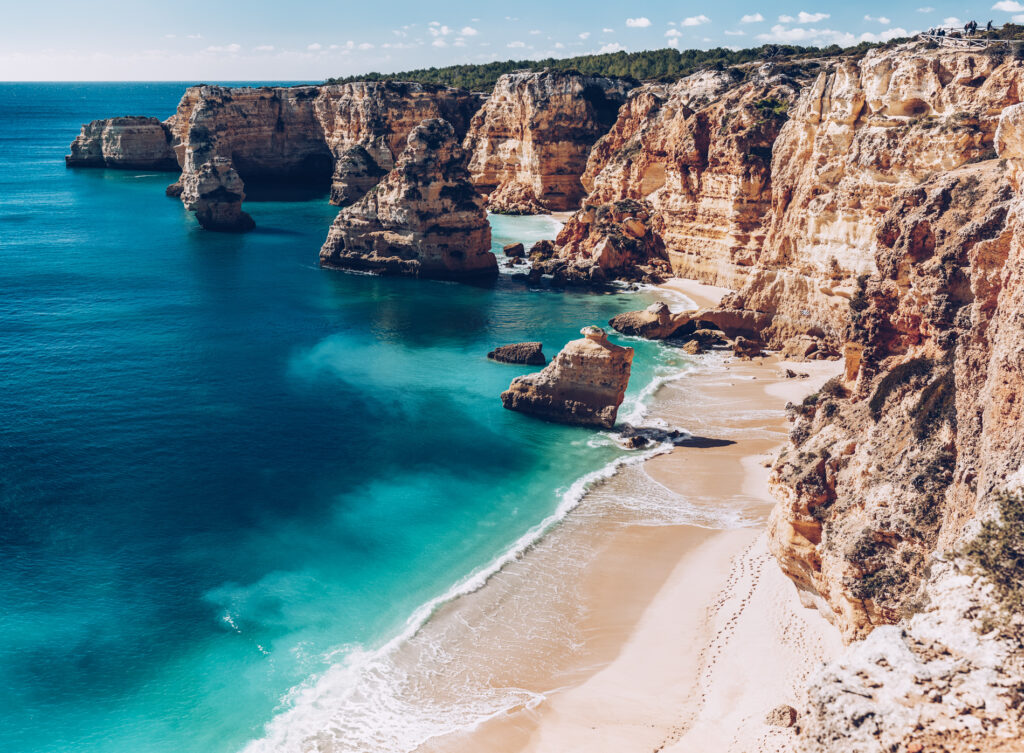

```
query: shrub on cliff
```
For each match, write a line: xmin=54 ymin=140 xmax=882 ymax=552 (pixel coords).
xmin=327 ymin=42 xmax=891 ymax=92
xmin=964 ymin=490 xmax=1024 ymax=637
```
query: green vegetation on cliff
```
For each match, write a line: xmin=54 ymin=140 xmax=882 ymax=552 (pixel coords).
xmin=326 ymin=42 xmax=896 ymax=91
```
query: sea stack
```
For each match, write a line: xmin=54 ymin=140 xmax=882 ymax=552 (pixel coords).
xmin=319 ymin=118 xmax=497 ymax=280
xmin=500 ymin=326 xmax=633 ymax=428
xmin=65 ymin=116 xmax=178 ymax=170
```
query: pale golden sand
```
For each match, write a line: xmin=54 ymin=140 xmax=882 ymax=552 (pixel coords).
xmin=423 ymin=294 xmax=844 ymax=753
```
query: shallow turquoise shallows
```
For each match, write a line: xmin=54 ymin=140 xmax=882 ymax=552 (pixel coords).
xmin=0 ymin=83 xmax=684 ymax=753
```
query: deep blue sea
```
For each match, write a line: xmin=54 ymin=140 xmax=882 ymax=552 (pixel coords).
xmin=0 ymin=83 xmax=687 ymax=753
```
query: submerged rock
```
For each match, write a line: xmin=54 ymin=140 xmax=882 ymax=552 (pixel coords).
xmin=319 ymin=118 xmax=497 ymax=280
xmin=65 ymin=116 xmax=177 ymax=170
xmin=487 ymin=342 xmax=546 ymax=365
xmin=500 ymin=326 xmax=633 ymax=428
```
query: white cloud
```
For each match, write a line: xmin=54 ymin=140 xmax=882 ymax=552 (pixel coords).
xmin=507 ymin=40 xmax=526 ymax=48
xmin=864 ymin=14 xmax=891 ymax=23
xmin=187 ymin=34 xmax=202 ymax=39
xmin=667 ymin=38 xmax=679 ymax=47
xmin=665 ymin=28 xmax=682 ymax=37
xmin=859 ymin=27 xmax=910 ymax=41
xmin=307 ymin=42 xmax=321 ymax=51
xmin=164 ymin=34 xmax=176 ymax=39
xmin=254 ymin=45 xmax=275 ymax=51
xmin=798 ymin=11 xmax=830 ymax=23
xmin=944 ymin=16 xmax=964 ymax=25
xmin=460 ymin=26 xmax=479 ymax=36
xmin=429 ymin=25 xmax=454 ymax=37
xmin=358 ymin=42 xmax=374 ymax=50
xmin=529 ymin=29 xmax=542 ymax=34
xmin=758 ymin=24 xmax=856 ymax=45
xmin=453 ymin=38 xmax=467 ymax=47
xmin=603 ymin=27 xmax=615 ymax=33
xmin=554 ymin=42 xmax=565 ymax=48
xmin=431 ymin=39 xmax=447 ymax=47
xmin=599 ymin=42 xmax=627 ymax=52
xmin=993 ymin=0 xmax=1024 ymax=10
xmin=778 ymin=14 xmax=795 ymax=22
xmin=1015 ymin=13 xmax=1024 ymax=21
xmin=724 ymin=29 xmax=746 ymax=35
xmin=917 ymin=6 xmax=935 ymax=11
xmin=626 ymin=17 xmax=652 ymax=27
xmin=429 ymin=21 xmax=440 ymax=26
xmin=682 ymin=14 xmax=711 ymax=26
xmin=206 ymin=43 xmax=242 ymax=53
xmin=579 ymin=31 xmax=591 ymax=39
xmin=740 ymin=13 xmax=765 ymax=23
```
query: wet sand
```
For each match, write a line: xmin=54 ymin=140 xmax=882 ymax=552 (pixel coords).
xmin=424 ymin=300 xmax=844 ymax=753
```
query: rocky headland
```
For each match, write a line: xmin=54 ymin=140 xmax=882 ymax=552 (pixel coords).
xmin=501 ymin=326 xmax=633 ymax=428
xmin=318 ymin=118 xmax=496 ymax=279
xmin=66 ymin=116 xmax=178 ymax=170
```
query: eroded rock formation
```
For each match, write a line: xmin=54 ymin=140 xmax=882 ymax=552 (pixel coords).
xmin=318 ymin=118 xmax=495 ymax=280
xmin=608 ymin=302 xmax=685 ymax=339
xmin=766 ymin=98 xmax=1024 ymax=749
xmin=465 ymin=70 xmax=632 ymax=213
xmin=501 ymin=326 xmax=633 ymax=428
xmin=487 ymin=342 xmax=546 ymax=365
xmin=722 ymin=45 xmax=1024 ymax=349
xmin=66 ymin=117 xmax=177 ymax=170
xmin=164 ymin=83 xmax=480 ymax=230
xmin=532 ymin=199 xmax=671 ymax=284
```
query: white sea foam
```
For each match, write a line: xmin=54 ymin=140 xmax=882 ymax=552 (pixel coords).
xmin=241 ymin=438 xmax=676 ymax=753
xmin=242 ymin=336 xmax=741 ymax=753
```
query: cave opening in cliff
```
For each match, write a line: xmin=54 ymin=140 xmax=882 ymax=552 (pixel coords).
xmin=232 ymin=151 xmax=334 ymax=202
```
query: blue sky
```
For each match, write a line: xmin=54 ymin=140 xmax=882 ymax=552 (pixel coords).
xmin=2 ymin=1 xmax=1022 ymax=80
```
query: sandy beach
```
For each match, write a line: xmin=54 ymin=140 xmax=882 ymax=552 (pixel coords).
xmin=419 ymin=279 xmax=844 ymax=753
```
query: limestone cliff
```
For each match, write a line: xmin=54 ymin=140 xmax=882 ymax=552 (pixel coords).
xmin=318 ymin=118 xmax=495 ymax=280
xmin=464 ymin=70 xmax=632 ymax=213
xmin=165 ymin=83 xmax=479 ymax=231
xmin=722 ymin=44 xmax=1024 ymax=349
xmin=66 ymin=117 xmax=177 ymax=170
xmin=501 ymin=326 xmax=632 ymax=428
xmin=765 ymin=97 xmax=1024 ymax=750
xmin=569 ymin=67 xmax=801 ymax=288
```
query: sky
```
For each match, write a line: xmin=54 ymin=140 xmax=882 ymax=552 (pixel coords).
xmin=2 ymin=1 xmax=1022 ymax=81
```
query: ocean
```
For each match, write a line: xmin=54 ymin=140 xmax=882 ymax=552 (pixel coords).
xmin=0 ymin=83 xmax=694 ymax=752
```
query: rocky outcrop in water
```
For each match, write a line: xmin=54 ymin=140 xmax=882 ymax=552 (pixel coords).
xmin=487 ymin=342 xmax=546 ymax=365
xmin=318 ymin=119 xmax=495 ymax=280
xmin=179 ymin=157 xmax=254 ymax=232
xmin=66 ymin=117 xmax=177 ymax=170
xmin=500 ymin=326 xmax=633 ymax=428
xmin=465 ymin=70 xmax=633 ymax=213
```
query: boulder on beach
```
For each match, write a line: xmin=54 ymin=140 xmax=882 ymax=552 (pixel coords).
xmin=487 ymin=342 xmax=546 ymax=365
xmin=500 ymin=326 xmax=633 ymax=428
xmin=503 ymin=242 xmax=525 ymax=258
xmin=608 ymin=301 xmax=686 ymax=340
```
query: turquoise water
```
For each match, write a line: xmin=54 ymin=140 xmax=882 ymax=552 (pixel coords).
xmin=0 ymin=83 xmax=686 ymax=753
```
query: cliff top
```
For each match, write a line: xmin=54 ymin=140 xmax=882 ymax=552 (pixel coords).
xmin=325 ymin=41 xmax=910 ymax=93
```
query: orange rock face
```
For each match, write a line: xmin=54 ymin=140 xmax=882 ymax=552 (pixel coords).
xmin=501 ymin=326 xmax=633 ymax=428
xmin=167 ymin=83 xmax=480 ymax=231
xmin=318 ymin=119 xmax=496 ymax=280
xmin=577 ymin=67 xmax=799 ymax=288
xmin=724 ymin=45 xmax=1024 ymax=348
xmin=464 ymin=70 xmax=632 ymax=213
